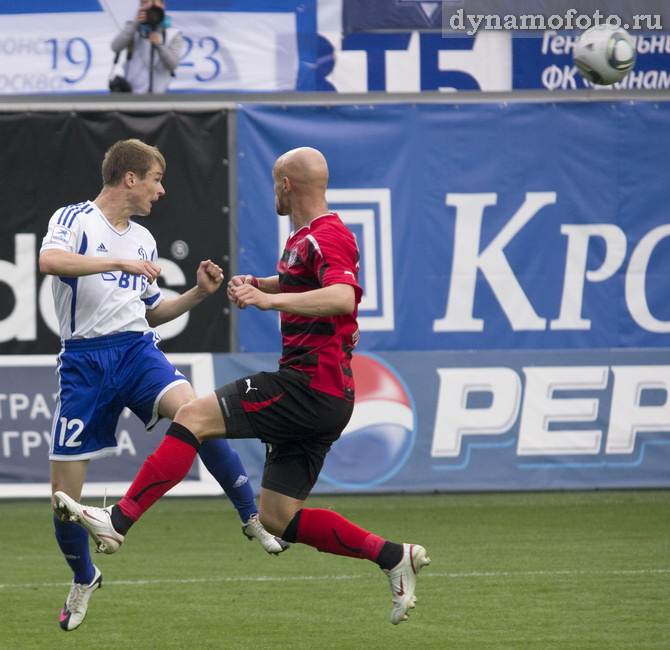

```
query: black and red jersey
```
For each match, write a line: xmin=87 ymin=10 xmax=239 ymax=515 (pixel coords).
xmin=276 ymin=212 xmax=362 ymax=401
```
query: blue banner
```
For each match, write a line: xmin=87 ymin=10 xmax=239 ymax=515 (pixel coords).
xmin=341 ymin=0 xmax=670 ymax=38
xmin=342 ymin=0 xmax=443 ymax=34
xmin=0 ymin=355 xmax=221 ymax=498
xmin=3 ymin=350 xmax=669 ymax=496
xmin=212 ymin=350 xmax=670 ymax=493
xmin=513 ymin=34 xmax=670 ymax=90
xmin=0 ymin=0 xmax=102 ymax=13
xmin=1 ymin=1 xmax=667 ymax=93
xmin=332 ymin=2 xmax=670 ymax=92
xmin=236 ymin=101 xmax=670 ymax=353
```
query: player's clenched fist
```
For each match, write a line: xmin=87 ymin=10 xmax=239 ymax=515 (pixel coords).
xmin=229 ymin=281 xmax=273 ymax=311
xmin=197 ymin=260 xmax=224 ymax=295
xmin=227 ymin=274 xmax=255 ymax=301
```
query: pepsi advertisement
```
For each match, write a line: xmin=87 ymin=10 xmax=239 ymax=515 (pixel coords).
xmin=2 ymin=348 xmax=668 ymax=496
xmin=212 ymin=350 xmax=670 ymax=493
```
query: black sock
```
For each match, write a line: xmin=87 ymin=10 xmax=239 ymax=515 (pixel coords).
xmin=376 ymin=541 xmax=404 ymax=570
xmin=281 ymin=509 xmax=303 ymax=543
xmin=166 ymin=421 xmax=201 ymax=450
xmin=110 ymin=504 xmax=136 ymax=536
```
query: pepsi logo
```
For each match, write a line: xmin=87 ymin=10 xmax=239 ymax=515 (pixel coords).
xmin=321 ymin=353 xmax=416 ymax=489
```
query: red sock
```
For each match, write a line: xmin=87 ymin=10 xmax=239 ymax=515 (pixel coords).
xmin=118 ymin=424 xmax=199 ymax=521
xmin=294 ymin=508 xmax=387 ymax=562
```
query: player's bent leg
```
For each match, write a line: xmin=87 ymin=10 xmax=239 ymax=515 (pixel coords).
xmin=50 ymin=459 xmax=90 ymax=502
xmin=199 ymin=441 xmax=290 ymax=555
xmin=51 ymin=460 xmax=103 ymax=630
xmin=53 ymin=491 xmax=124 ymax=554
xmin=170 ymin=387 xmax=257 ymax=527
xmin=110 ymin=394 xmax=223 ymax=531
xmin=173 ymin=392 xmax=228 ymax=442
xmin=162 ymin=384 xmax=287 ymax=553
xmin=258 ymin=487 xmax=304 ymax=537
xmin=156 ymin=381 xmax=196 ymax=421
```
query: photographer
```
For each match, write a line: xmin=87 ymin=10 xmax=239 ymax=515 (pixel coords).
xmin=110 ymin=0 xmax=183 ymax=94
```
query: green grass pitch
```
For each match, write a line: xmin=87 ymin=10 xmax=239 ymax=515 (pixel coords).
xmin=1 ymin=491 xmax=668 ymax=649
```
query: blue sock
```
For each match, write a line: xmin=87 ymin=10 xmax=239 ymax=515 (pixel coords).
xmin=198 ymin=439 xmax=258 ymax=522
xmin=53 ymin=514 xmax=95 ymax=585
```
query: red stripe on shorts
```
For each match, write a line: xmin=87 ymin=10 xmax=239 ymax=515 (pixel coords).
xmin=240 ymin=392 xmax=285 ymax=412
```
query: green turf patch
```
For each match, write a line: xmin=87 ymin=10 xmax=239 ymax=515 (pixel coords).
xmin=1 ymin=491 xmax=668 ymax=649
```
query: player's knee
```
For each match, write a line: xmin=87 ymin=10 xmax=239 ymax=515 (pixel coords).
xmin=173 ymin=400 xmax=205 ymax=439
xmin=174 ymin=397 xmax=226 ymax=442
xmin=258 ymin=512 xmax=287 ymax=537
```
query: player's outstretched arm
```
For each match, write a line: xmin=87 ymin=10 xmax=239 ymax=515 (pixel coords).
xmin=146 ymin=260 xmax=223 ymax=327
xmin=39 ymin=248 xmax=160 ymax=282
xmin=230 ymin=281 xmax=354 ymax=317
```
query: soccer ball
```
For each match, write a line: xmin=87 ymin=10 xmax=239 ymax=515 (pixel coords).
xmin=573 ymin=25 xmax=637 ymax=85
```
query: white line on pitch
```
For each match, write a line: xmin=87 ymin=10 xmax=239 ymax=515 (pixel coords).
xmin=1 ymin=568 xmax=667 ymax=590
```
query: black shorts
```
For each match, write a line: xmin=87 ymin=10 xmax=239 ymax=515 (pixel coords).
xmin=214 ymin=368 xmax=354 ymax=500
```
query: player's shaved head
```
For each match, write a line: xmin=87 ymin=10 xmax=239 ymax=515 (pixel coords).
xmin=274 ymin=147 xmax=328 ymax=192
xmin=272 ymin=147 xmax=330 ymax=225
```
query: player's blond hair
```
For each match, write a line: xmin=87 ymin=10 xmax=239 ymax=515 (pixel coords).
xmin=102 ymin=139 xmax=165 ymax=186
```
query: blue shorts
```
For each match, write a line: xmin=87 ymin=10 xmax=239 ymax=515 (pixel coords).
xmin=49 ymin=331 xmax=188 ymax=461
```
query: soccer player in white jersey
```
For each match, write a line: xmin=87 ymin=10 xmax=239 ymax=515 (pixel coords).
xmin=40 ymin=139 xmax=287 ymax=633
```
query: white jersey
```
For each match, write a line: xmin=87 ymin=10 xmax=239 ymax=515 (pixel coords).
xmin=40 ymin=201 xmax=163 ymax=340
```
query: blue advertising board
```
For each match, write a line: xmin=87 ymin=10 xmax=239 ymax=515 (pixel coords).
xmin=2 ymin=348 xmax=669 ymax=496
xmin=212 ymin=350 xmax=670 ymax=493
xmin=223 ymin=99 xmax=670 ymax=495
xmin=0 ymin=355 xmax=221 ymax=498
xmin=235 ymin=100 xmax=670 ymax=353
xmin=513 ymin=33 xmax=670 ymax=90
xmin=330 ymin=1 xmax=670 ymax=92
xmin=341 ymin=0 xmax=670 ymax=38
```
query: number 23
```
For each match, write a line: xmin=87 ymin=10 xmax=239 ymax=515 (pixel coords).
xmin=180 ymin=36 xmax=221 ymax=82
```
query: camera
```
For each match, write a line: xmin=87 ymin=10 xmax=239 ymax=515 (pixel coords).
xmin=143 ymin=5 xmax=164 ymax=31
xmin=109 ymin=75 xmax=132 ymax=93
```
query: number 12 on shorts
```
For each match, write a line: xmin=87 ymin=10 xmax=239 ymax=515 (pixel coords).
xmin=57 ymin=417 xmax=84 ymax=447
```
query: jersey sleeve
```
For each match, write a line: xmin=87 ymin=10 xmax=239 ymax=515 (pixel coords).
xmin=309 ymin=226 xmax=363 ymax=304
xmin=40 ymin=206 xmax=83 ymax=254
xmin=141 ymin=282 xmax=163 ymax=310
xmin=140 ymin=240 xmax=163 ymax=309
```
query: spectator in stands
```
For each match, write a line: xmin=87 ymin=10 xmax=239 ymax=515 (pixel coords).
xmin=110 ymin=0 xmax=182 ymax=93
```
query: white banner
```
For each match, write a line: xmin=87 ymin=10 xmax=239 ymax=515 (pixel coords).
xmin=170 ymin=12 xmax=298 ymax=92
xmin=0 ymin=13 xmax=118 ymax=94
xmin=0 ymin=9 xmax=299 ymax=94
